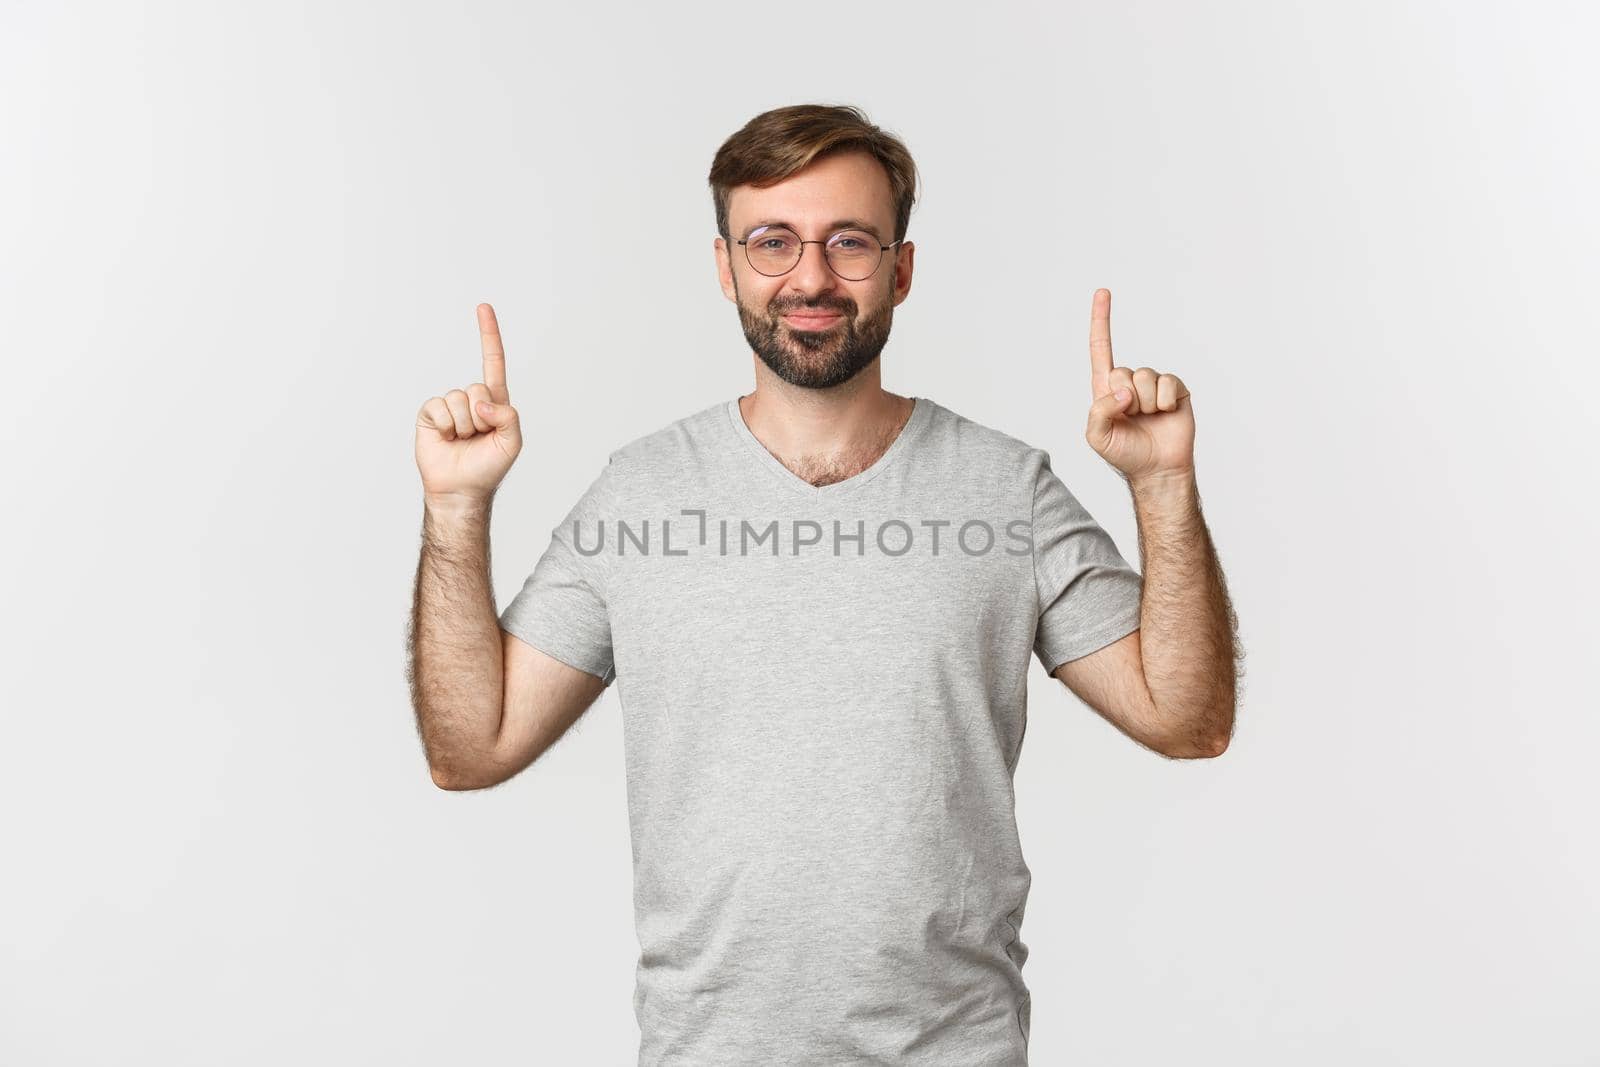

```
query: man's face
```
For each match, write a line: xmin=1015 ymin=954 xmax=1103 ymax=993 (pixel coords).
xmin=716 ymin=150 xmax=915 ymax=390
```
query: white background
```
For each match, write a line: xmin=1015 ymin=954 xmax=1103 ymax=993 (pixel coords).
xmin=3 ymin=1 xmax=1596 ymax=1063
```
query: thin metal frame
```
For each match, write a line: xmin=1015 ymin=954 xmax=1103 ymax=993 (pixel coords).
xmin=734 ymin=225 xmax=904 ymax=281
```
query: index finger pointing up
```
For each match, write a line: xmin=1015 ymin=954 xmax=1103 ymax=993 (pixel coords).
xmin=477 ymin=303 xmax=510 ymax=404
xmin=1089 ymin=288 xmax=1114 ymax=400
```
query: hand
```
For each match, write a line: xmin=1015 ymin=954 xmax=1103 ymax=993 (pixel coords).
xmin=1083 ymin=288 xmax=1195 ymax=484
xmin=415 ymin=303 xmax=524 ymax=507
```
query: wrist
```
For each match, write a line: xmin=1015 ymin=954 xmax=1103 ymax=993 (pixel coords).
xmin=1128 ymin=467 xmax=1197 ymax=499
xmin=424 ymin=490 xmax=494 ymax=519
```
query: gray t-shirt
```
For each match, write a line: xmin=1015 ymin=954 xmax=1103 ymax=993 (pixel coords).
xmin=499 ymin=395 xmax=1143 ymax=1066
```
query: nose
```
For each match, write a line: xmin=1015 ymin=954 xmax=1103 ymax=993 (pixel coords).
xmin=784 ymin=240 xmax=837 ymax=298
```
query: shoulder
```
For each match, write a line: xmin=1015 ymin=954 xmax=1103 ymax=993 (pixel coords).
xmin=922 ymin=397 xmax=1043 ymax=455
xmin=594 ymin=398 xmax=735 ymax=492
xmin=915 ymin=397 xmax=1055 ymax=486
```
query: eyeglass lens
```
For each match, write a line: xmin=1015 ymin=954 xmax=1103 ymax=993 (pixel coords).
xmin=744 ymin=226 xmax=883 ymax=280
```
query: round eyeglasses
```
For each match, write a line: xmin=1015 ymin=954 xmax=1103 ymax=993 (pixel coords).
xmin=735 ymin=225 xmax=903 ymax=282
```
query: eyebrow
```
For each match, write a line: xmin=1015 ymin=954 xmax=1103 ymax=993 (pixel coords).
xmin=745 ymin=218 xmax=886 ymax=241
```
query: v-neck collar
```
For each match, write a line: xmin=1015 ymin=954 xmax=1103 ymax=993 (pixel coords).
xmin=725 ymin=394 xmax=933 ymax=501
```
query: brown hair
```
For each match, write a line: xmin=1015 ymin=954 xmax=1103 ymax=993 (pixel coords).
xmin=708 ymin=103 xmax=921 ymax=244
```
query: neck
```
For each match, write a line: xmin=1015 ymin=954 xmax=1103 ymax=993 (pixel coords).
xmin=738 ymin=366 xmax=914 ymax=487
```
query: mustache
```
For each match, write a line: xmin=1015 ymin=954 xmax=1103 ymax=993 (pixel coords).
xmin=772 ymin=300 xmax=854 ymax=316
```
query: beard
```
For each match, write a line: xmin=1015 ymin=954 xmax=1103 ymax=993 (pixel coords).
xmin=733 ymin=272 xmax=896 ymax=390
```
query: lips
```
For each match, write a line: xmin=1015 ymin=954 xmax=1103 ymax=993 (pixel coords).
xmin=783 ymin=311 xmax=845 ymax=328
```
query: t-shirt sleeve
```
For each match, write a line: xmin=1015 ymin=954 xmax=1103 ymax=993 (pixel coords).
xmin=1030 ymin=449 xmax=1143 ymax=674
xmin=498 ymin=457 xmax=618 ymax=686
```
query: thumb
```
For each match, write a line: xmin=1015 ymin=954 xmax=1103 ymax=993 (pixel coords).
xmin=475 ymin=399 xmax=519 ymax=431
xmin=1085 ymin=388 xmax=1131 ymax=450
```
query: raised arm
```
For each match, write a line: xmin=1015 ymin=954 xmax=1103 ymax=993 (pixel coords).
xmin=406 ymin=304 xmax=607 ymax=791
xmin=1054 ymin=289 xmax=1240 ymax=758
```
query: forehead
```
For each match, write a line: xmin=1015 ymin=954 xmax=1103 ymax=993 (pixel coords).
xmin=728 ymin=150 xmax=895 ymax=237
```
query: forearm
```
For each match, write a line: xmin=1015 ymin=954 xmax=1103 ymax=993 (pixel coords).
xmin=407 ymin=494 xmax=506 ymax=782
xmin=1128 ymin=469 xmax=1240 ymax=754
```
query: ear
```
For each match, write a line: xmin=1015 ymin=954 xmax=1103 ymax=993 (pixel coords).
xmin=715 ymin=236 xmax=737 ymax=303
xmin=890 ymin=240 xmax=914 ymax=307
